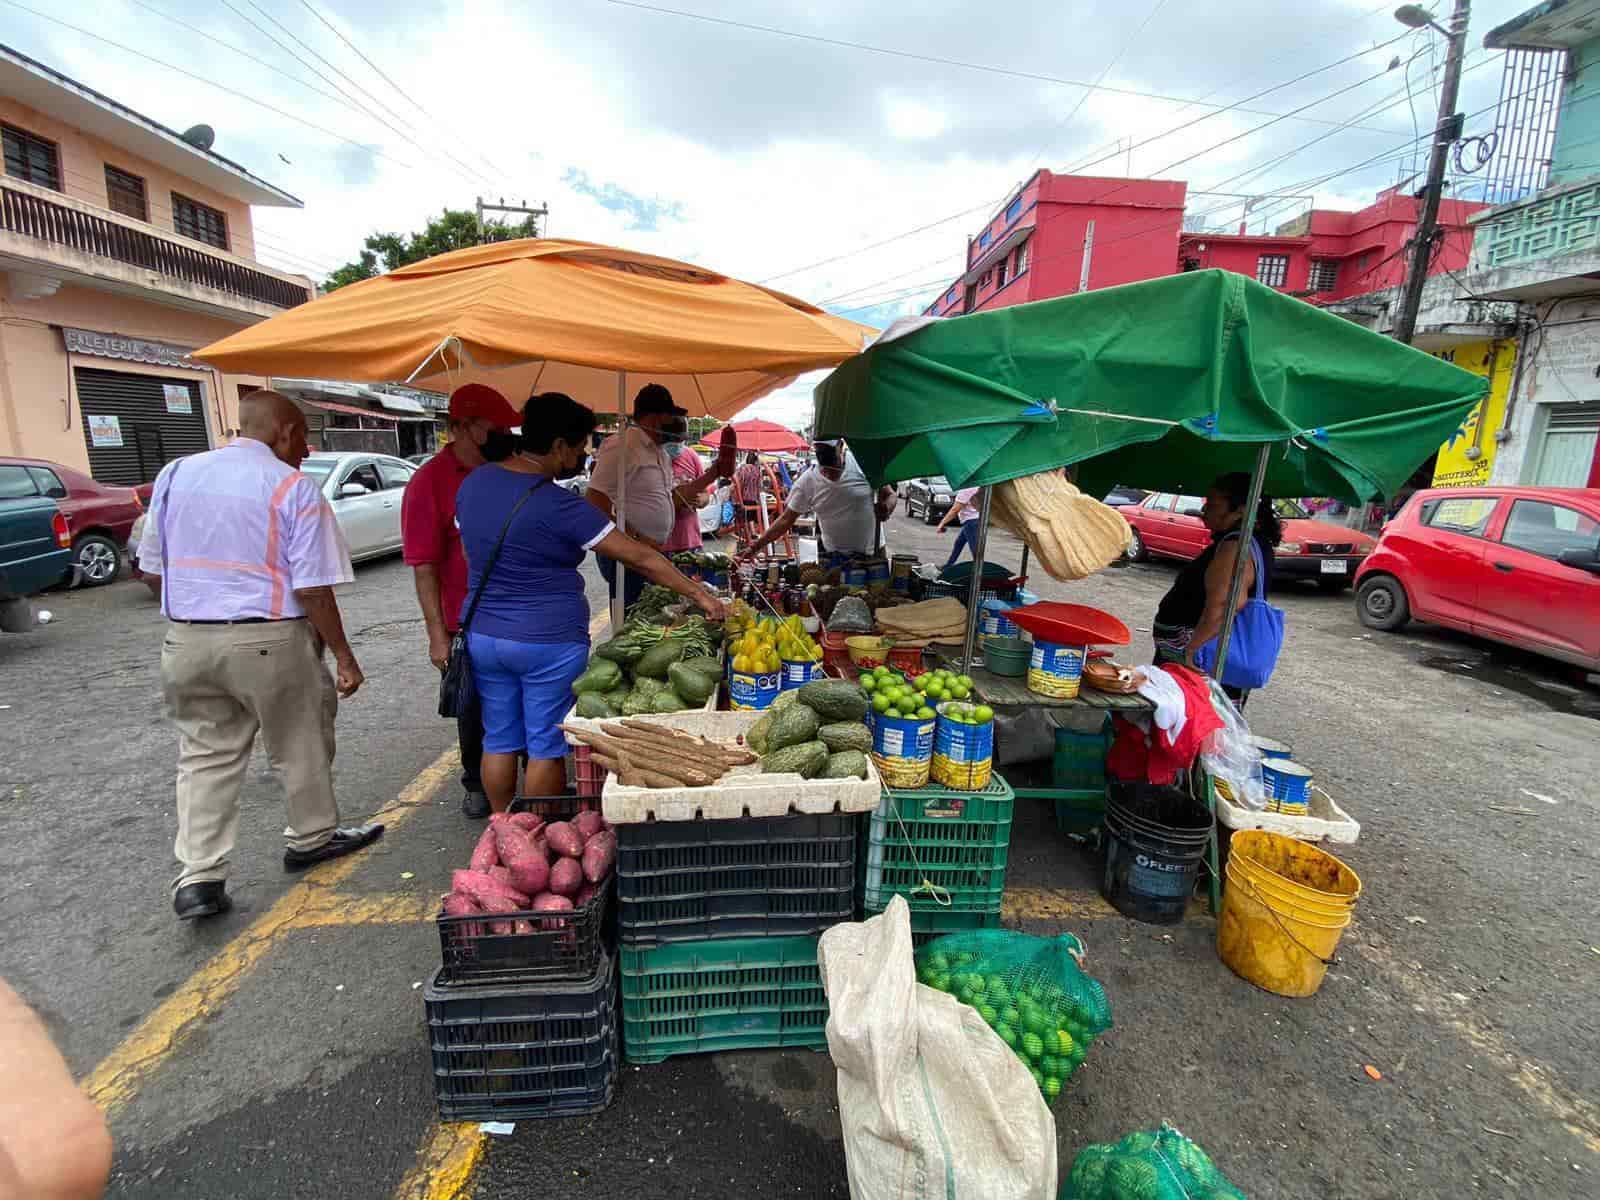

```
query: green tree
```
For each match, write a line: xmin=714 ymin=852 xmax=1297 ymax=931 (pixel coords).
xmin=322 ymin=208 xmax=540 ymax=292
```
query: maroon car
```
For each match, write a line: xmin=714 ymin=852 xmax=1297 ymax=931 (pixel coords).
xmin=0 ymin=457 xmax=143 ymax=586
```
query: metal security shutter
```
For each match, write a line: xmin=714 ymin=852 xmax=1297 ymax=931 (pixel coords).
xmin=73 ymin=367 xmax=210 ymax=486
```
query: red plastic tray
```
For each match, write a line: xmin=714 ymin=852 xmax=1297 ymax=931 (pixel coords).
xmin=1006 ymin=602 xmax=1131 ymax=647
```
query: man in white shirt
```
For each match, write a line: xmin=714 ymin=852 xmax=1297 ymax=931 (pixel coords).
xmin=587 ymin=384 xmax=730 ymax=607
xmin=138 ymin=390 xmax=382 ymax=921
xmin=738 ymin=440 xmax=897 ymax=560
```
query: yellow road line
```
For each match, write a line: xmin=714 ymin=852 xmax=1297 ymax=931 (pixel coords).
xmin=83 ymin=747 xmax=460 ymax=1116
xmin=1003 ymin=885 xmax=1118 ymax=923
xmin=392 ymin=1122 xmax=486 ymax=1200
xmin=290 ymin=891 xmax=438 ymax=927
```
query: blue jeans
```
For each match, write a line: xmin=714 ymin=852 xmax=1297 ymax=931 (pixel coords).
xmin=597 ymin=553 xmax=646 ymax=610
xmin=466 ymin=635 xmax=589 ymax=760
xmin=944 ymin=519 xmax=980 ymax=569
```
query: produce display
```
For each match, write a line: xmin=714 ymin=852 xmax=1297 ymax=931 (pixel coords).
xmin=559 ymin=719 xmax=757 ymax=788
xmin=728 ymin=613 xmax=822 ymax=675
xmin=860 ymin=666 xmax=940 ymax=720
xmin=931 ymin=698 xmax=996 ymax=792
xmin=443 ymin=810 xmax=615 ymax=931
xmin=914 ymin=930 xmax=1112 ymax=1106
xmin=746 ymin=680 xmax=871 ymax=780
xmin=1059 ymin=1124 xmax=1246 ymax=1200
xmin=573 ymin=606 xmax=723 ymax=718
xmin=669 ymin=550 xmax=733 ymax=579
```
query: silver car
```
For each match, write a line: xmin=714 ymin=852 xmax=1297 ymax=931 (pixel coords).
xmin=298 ymin=452 xmax=416 ymax=563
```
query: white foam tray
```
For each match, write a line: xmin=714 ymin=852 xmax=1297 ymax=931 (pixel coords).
xmin=1215 ymin=785 xmax=1360 ymax=845
xmin=581 ymin=709 xmax=882 ymax=824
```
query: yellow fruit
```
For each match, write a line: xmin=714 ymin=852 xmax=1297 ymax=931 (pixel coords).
xmin=733 ymin=654 xmax=754 ymax=673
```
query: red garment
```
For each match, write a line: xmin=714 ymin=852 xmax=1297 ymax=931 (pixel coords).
xmin=1106 ymin=665 xmax=1223 ymax=785
xmin=663 ymin=449 xmax=707 ymax=552
xmin=401 ymin=446 xmax=472 ymax=632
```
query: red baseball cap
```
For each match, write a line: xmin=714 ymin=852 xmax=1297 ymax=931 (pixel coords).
xmin=448 ymin=383 xmax=520 ymax=428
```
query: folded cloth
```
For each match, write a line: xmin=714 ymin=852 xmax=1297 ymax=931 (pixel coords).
xmin=1136 ymin=665 xmax=1186 ymax=741
xmin=1107 ymin=665 xmax=1223 ymax=785
xmin=876 ymin=597 xmax=968 ymax=636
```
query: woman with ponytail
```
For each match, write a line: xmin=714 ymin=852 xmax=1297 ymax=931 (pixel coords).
xmin=1152 ymin=472 xmax=1282 ymax=703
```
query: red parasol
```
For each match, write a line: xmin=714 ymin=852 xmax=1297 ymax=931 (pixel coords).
xmin=726 ymin=419 xmax=808 ymax=453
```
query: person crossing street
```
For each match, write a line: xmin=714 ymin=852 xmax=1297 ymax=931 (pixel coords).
xmin=137 ymin=390 xmax=383 ymax=921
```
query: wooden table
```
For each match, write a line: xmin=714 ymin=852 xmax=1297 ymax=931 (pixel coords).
xmin=931 ymin=650 xmax=1155 ymax=713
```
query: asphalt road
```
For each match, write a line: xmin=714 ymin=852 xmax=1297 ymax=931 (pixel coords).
xmin=1 ymin=513 xmax=1595 ymax=1198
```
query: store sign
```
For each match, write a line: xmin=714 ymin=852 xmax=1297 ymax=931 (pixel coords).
xmin=163 ymin=383 xmax=193 ymax=414
xmin=87 ymin=414 xmax=124 ymax=448
xmin=62 ymin=327 xmax=194 ymax=369
xmin=1431 ymin=339 xmax=1516 ymax=489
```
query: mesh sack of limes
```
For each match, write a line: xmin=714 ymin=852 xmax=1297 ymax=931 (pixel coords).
xmin=1059 ymin=1123 xmax=1246 ymax=1200
xmin=914 ymin=930 xmax=1110 ymax=1104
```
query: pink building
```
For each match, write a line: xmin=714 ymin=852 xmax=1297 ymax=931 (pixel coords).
xmin=925 ymin=169 xmax=1485 ymax=316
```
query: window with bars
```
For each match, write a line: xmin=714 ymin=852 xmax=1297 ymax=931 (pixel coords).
xmin=1308 ymin=259 xmax=1339 ymax=293
xmin=3 ymin=124 xmax=60 ymax=190
xmin=172 ymin=192 xmax=228 ymax=249
xmin=1255 ymin=254 xmax=1289 ymax=288
xmin=997 ymin=258 xmax=1009 ymax=287
xmin=104 ymin=165 xmax=148 ymax=220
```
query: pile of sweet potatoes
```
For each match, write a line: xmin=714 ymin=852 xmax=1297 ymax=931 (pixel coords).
xmin=442 ymin=810 xmax=616 ymax=934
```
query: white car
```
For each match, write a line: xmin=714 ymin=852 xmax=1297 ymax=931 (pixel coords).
xmin=298 ymin=452 xmax=416 ymax=563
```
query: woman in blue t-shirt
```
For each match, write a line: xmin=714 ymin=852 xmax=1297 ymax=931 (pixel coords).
xmin=455 ymin=392 xmax=726 ymax=811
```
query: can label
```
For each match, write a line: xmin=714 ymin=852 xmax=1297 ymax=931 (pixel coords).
xmin=728 ymin=670 xmax=781 ymax=710
xmin=870 ymin=714 xmax=935 ymax=788
xmin=780 ymin=658 xmax=822 ymax=690
xmin=979 ymin=610 xmax=1019 ymax=637
xmin=1028 ymin=641 xmax=1086 ymax=699
xmin=844 ymin=566 xmax=868 ymax=587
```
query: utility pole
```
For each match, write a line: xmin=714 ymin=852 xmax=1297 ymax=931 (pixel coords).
xmin=1391 ymin=0 xmax=1471 ymax=345
xmin=475 ymin=196 xmax=549 ymax=238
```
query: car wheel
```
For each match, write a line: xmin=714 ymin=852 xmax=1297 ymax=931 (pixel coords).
xmin=1356 ymin=575 xmax=1409 ymax=631
xmin=73 ymin=534 xmax=122 ymax=587
xmin=1126 ymin=527 xmax=1148 ymax=562
xmin=924 ymin=504 xmax=939 ymax=526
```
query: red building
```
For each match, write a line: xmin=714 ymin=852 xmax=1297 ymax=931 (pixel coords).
xmin=925 ymin=169 xmax=1485 ymax=316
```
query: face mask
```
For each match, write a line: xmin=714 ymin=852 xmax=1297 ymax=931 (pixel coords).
xmin=480 ymin=429 xmax=518 ymax=462
xmin=664 ymin=442 xmax=685 ymax=460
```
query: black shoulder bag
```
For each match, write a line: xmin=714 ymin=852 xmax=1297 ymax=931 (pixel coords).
xmin=439 ymin=477 xmax=546 ymax=719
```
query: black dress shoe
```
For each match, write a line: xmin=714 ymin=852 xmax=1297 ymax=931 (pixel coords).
xmin=174 ymin=881 xmax=232 ymax=921
xmin=282 ymin=823 xmax=385 ymax=872
xmin=462 ymin=790 xmax=490 ymax=819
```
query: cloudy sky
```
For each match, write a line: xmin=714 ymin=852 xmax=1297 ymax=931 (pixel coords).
xmin=9 ymin=0 xmax=1541 ymax=423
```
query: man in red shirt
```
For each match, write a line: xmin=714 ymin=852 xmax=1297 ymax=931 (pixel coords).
xmin=401 ymin=383 xmax=522 ymax=819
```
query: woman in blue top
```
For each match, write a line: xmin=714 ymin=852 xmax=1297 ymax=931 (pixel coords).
xmin=456 ymin=392 xmax=726 ymax=811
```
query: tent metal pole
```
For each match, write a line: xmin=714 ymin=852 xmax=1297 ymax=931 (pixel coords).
xmin=959 ymin=486 xmax=994 ymax=670
xmin=613 ymin=373 xmax=628 ymax=633
xmin=1018 ymin=544 xmax=1030 ymax=582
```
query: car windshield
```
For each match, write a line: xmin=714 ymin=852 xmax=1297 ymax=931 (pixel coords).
xmin=300 ymin=460 xmax=336 ymax=483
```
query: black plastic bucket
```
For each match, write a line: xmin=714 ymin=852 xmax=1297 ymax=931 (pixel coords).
xmin=1101 ymin=782 xmax=1213 ymax=925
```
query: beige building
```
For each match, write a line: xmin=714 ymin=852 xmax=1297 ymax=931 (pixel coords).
xmin=0 ymin=43 xmax=312 ymax=484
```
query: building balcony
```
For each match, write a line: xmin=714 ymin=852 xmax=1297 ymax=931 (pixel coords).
xmin=0 ymin=176 xmax=312 ymax=319
xmin=1468 ymin=176 xmax=1600 ymax=299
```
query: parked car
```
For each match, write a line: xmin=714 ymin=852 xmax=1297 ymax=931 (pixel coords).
xmin=1122 ymin=493 xmax=1376 ymax=591
xmin=1354 ymin=486 xmax=1600 ymax=671
xmin=0 ymin=456 xmax=143 ymax=586
xmin=1103 ymin=485 xmax=1148 ymax=507
xmin=297 ymin=452 xmax=417 ymax=562
xmin=406 ymin=453 xmax=433 ymax=466
xmin=0 ymin=476 xmax=72 ymax=630
xmin=902 ymin=477 xmax=955 ymax=524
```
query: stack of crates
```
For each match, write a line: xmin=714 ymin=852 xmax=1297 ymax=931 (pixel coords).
xmin=858 ymin=773 xmax=1015 ymax=945
xmin=615 ymin=812 xmax=857 ymax=1064
xmin=423 ymin=798 xmax=618 ymax=1121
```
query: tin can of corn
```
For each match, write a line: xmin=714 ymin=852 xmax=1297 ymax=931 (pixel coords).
xmin=1027 ymin=640 xmax=1086 ymax=699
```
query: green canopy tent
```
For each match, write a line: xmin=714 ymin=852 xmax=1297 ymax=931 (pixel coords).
xmin=814 ymin=269 xmax=1487 ymax=910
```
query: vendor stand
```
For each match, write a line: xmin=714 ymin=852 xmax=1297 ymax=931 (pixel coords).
xmin=814 ymin=268 xmax=1487 ymax=912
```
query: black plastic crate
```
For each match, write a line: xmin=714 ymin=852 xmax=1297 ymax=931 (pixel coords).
xmin=436 ymin=880 xmax=612 ymax=985
xmin=617 ymin=813 xmax=859 ymax=945
xmin=424 ymin=952 xmax=618 ymax=1121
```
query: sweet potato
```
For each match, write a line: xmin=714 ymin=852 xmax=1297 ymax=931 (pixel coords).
xmin=493 ymin=822 xmax=534 ymax=864
xmin=531 ymin=835 xmax=548 ymax=861
xmin=573 ymin=810 xmax=605 ymax=841
xmin=442 ymin=891 xmax=480 ymax=917
xmin=545 ymin=821 xmax=584 ymax=859
xmin=530 ymin=892 xmax=573 ymax=912
xmin=507 ymin=812 xmax=543 ymax=834
xmin=512 ymin=920 xmax=534 ymax=934
xmin=507 ymin=856 xmax=549 ymax=897
xmin=549 ymin=856 xmax=582 ymax=897
xmin=469 ymin=826 xmax=499 ymax=872
xmin=452 ymin=869 xmax=530 ymax=910
xmin=488 ymin=865 xmax=514 ymax=887
xmin=478 ymin=892 xmax=520 ymax=915
xmin=581 ymin=830 xmax=617 ymax=884
xmin=574 ymin=883 xmax=597 ymax=908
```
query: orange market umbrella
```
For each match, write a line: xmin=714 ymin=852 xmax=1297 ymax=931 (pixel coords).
xmin=726 ymin=419 xmax=807 ymax=453
xmin=193 ymin=238 xmax=875 ymax=420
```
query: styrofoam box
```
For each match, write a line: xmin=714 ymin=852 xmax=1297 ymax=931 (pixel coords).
xmin=1214 ymin=785 xmax=1360 ymax=845
xmin=577 ymin=710 xmax=882 ymax=824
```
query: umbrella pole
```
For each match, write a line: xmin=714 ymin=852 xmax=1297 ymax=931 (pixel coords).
xmin=613 ymin=373 xmax=628 ymax=633
xmin=1202 ymin=441 xmax=1270 ymax=915
xmin=959 ymin=486 xmax=993 ymax=671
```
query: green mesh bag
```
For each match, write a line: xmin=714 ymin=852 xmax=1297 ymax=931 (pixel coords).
xmin=913 ymin=930 xmax=1111 ymax=1105
xmin=1059 ymin=1124 xmax=1247 ymax=1200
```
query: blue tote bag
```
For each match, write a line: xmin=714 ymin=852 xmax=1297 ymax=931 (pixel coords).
xmin=1192 ymin=538 xmax=1284 ymax=690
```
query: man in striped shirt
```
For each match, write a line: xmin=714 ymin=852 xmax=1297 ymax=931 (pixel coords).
xmin=138 ymin=390 xmax=382 ymax=921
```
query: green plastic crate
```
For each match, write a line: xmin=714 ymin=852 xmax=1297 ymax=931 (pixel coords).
xmin=859 ymin=775 xmax=1014 ymax=911
xmin=1053 ymin=717 xmax=1111 ymax=791
xmin=618 ymin=936 xmax=829 ymax=1064
xmin=862 ymin=898 xmax=1003 ymax=947
xmin=1013 ymin=785 xmax=1108 ymax=836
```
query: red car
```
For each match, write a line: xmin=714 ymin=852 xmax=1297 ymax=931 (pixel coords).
xmin=1122 ymin=493 xmax=1375 ymax=591
xmin=1354 ymin=486 xmax=1600 ymax=671
xmin=0 ymin=457 xmax=143 ymax=586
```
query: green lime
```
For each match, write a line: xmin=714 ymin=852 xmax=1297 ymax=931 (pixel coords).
xmin=1041 ymin=1054 xmax=1061 ymax=1077
xmin=1020 ymin=1031 xmax=1044 ymax=1061
xmin=973 ymin=705 xmax=994 ymax=723
xmin=1056 ymin=1029 xmax=1076 ymax=1055
xmin=1023 ymin=1008 xmax=1052 ymax=1038
xmin=916 ymin=707 xmax=935 ymax=720
xmin=872 ymin=692 xmax=891 ymax=714
xmin=977 ymin=1003 xmax=998 ymax=1024
xmin=957 ymin=674 xmax=974 ymax=689
xmin=916 ymin=965 xmax=934 ymax=984
xmin=925 ymin=952 xmax=949 ymax=972
xmin=1002 ymin=1005 xmax=1020 ymax=1027
xmin=860 ymin=674 xmax=877 ymax=691
xmin=994 ymin=1022 xmax=1017 ymax=1048
xmin=1043 ymin=1076 xmax=1062 ymax=1100
xmin=926 ymin=972 xmax=951 ymax=992
xmin=1029 ymin=1066 xmax=1044 ymax=1090
xmin=951 ymin=684 xmax=970 ymax=700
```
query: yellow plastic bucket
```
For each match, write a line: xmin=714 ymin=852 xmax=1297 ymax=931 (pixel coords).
xmin=1217 ymin=832 xmax=1362 ymax=998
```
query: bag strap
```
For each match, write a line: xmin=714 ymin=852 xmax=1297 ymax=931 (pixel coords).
xmin=1221 ymin=531 xmax=1269 ymax=602
xmin=459 ymin=476 xmax=547 ymax=636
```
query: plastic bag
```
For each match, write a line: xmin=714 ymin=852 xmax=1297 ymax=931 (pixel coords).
xmin=1059 ymin=1123 xmax=1247 ymax=1199
xmin=1199 ymin=678 xmax=1266 ymax=811
xmin=825 ymin=595 xmax=873 ymax=633
xmin=913 ymin=929 xmax=1112 ymax=1105
xmin=818 ymin=897 xmax=1057 ymax=1200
